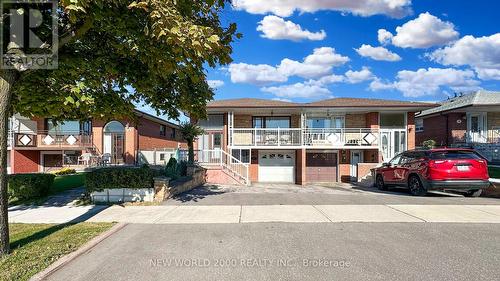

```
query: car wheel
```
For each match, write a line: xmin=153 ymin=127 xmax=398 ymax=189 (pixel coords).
xmin=376 ymin=175 xmax=387 ymax=191
xmin=464 ymin=189 xmax=482 ymax=197
xmin=408 ymin=175 xmax=426 ymax=196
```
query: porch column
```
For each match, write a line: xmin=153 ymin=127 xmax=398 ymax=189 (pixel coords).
xmin=228 ymin=111 xmax=234 ymax=147
xmin=295 ymin=148 xmax=306 ymax=185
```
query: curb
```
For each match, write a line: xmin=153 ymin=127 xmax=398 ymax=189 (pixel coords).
xmin=30 ymin=222 xmax=128 ymax=281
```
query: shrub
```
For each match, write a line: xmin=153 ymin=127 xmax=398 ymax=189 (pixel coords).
xmin=165 ymin=157 xmax=179 ymax=180
xmin=422 ymin=139 xmax=436 ymax=149
xmin=8 ymin=173 xmax=55 ymax=201
xmin=177 ymin=160 xmax=188 ymax=177
xmin=51 ymin=167 xmax=76 ymax=176
xmin=85 ymin=166 xmax=154 ymax=193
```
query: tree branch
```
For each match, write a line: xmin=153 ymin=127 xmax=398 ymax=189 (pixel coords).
xmin=58 ymin=17 xmax=95 ymax=49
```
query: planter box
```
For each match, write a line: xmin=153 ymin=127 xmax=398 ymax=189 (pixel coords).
xmin=91 ymin=188 xmax=155 ymax=203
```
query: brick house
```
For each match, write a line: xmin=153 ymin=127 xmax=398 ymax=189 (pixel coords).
xmin=415 ymin=91 xmax=500 ymax=162
xmin=194 ymin=97 xmax=434 ymax=185
xmin=7 ymin=109 xmax=186 ymax=173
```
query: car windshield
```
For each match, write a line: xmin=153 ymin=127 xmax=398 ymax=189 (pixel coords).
xmin=430 ymin=150 xmax=482 ymax=160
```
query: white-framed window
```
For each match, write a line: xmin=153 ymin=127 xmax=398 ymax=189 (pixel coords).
xmin=231 ymin=149 xmax=250 ymax=163
xmin=416 ymin=119 xmax=424 ymax=132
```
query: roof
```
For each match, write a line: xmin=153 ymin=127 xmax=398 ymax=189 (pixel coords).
xmin=133 ymin=109 xmax=180 ymax=128
xmin=207 ymin=98 xmax=299 ymax=108
xmin=418 ymin=90 xmax=500 ymax=117
xmin=207 ymin=97 xmax=436 ymax=109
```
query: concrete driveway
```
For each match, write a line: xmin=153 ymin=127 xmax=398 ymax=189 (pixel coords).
xmin=164 ymin=183 xmax=500 ymax=206
xmin=45 ymin=223 xmax=500 ymax=281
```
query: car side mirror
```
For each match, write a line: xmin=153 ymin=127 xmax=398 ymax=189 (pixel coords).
xmin=382 ymin=162 xmax=390 ymax=167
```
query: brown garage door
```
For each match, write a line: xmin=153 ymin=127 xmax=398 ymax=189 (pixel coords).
xmin=306 ymin=152 xmax=337 ymax=183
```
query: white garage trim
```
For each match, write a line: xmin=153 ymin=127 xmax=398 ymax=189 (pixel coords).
xmin=258 ymin=150 xmax=295 ymax=183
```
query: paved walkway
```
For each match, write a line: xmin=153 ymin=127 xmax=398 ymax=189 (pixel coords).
xmin=85 ymin=204 xmax=500 ymax=224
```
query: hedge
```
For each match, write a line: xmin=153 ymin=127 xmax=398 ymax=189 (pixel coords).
xmin=85 ymin=166 xmax=155 ymax=193
xmin=8 ymin=173 xmax=55 ymax=201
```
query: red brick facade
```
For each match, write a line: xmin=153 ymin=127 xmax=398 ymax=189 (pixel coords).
xmin=11 ymin=150 xmax=40 ymax=173
xmin=416 ymin=113 xmax=467 ymax=146
xmin=10 ymin=114 xmax=185 ymax=173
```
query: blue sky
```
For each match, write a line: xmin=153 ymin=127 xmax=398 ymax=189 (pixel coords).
xmin=205 ymin=0 xmax=500 ymax=103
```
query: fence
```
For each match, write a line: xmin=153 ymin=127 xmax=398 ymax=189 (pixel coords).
xmin=137 ymin=148 xmax=178 ymax=165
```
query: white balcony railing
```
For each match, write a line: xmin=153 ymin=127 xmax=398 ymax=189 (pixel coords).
xmin=466 ymin=129 xmax=500 ymax=144
xmin=230 ymin=128 xmax=379 ymax=147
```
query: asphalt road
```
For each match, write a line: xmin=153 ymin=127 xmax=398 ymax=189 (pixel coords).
xmin=47 ymin=223 xmax=500 ymax=281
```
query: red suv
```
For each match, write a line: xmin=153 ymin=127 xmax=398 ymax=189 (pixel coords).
xmin=373 ymin=148 xmax=490 ymax=197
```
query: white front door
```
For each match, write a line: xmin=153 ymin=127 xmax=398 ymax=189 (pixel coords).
xmin=258 ymin=150 xmax=295 ymax=183
xmin=380 ymin=130 xmax=406 ymax=162
xmin=468 ymin=113 xmax=487 ymax=143
xmin=350 ymin=151 xmax=362 ymax=179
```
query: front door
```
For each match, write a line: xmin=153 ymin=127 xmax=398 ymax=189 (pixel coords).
xmin=350 ymin=151 xmax=362 ymax=181
xmin=468 ymin=113 xmax=487 ymax=143
xmin=199 ymin=131 xmax=223 ymax=162
xmin=104 ymin=133 xmax=124 ymax=164
xmin=380 ymin=130 xmax=406 ymax=162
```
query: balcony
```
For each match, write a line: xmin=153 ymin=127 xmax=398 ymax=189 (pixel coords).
xmin=11 ymin=130 xmax=93 ymax=149
xmin=230 ymin=128 xmax=379 ymax=148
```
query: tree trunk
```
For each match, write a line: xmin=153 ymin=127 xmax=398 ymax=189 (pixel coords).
xmin=0 ymin=69 xmax=15 ymax=256
xmin=187 ymin=140 xmax=194 ymax=165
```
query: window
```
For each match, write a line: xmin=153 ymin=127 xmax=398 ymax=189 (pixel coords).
xmin=252 ymin=117 xmax=290 ymax=128
xmin=171 ymin=128 xmax=176 ymax=139
xmin=307 ymin=116 xmax=344 ymax=128
xmin=160 ymin=125 xmax=166 ymax=136
xmin=416 ymin=119 xmax=424 ymax=132
xmin=159 ymin=153 xmax=166 ymax=161
xmin=231 ymin=149 xmax=250 ymax=163
xmin=213 ymin=133 xmax=222 ymax=148
xmin=380 ymin=113 xmax=405 ymax=128
xmin=46 ymin=119 xmax=91 ymax=134
xmin=389 ymin=154 xmax=402 ymax=165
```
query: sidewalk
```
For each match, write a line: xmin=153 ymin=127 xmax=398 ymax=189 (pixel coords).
xmin=84 ymin=204 xmax=500 ymax=224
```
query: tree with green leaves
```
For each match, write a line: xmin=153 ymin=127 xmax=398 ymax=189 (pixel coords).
xmin=179 ymin=122 xmax=204 ymax=164
xmin=0 ymin=0 xmax=239 ymax=256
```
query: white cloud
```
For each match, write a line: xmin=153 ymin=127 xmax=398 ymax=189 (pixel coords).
xmin=382 ymin=12 xmax=459 ymax=48
xmin=233 ymin=0 xmax=412 ymax=18
xmin=345 ymin=67 xmax=376 ymax=83
xmin=475 ymin=68 xmax=500 ymax=81
xmin=429 ymin=33 xmax=500 ymax=80
xmin=257 ymin=15 xmax=326 ymax=41
xmin=378 ymin=29 xmax=393 ymax=45
xmin=207 ymin=80 xmax=224 ymax=88
xmin=262 ymin=82 xmax=332 ymax=99
xmin=272 ymin=97 xmax=293 ymax=102
xmin=228 ymin=47 xmax=349 ymax=84
xmin=228 ymin=63 xmax=286 ymax=85
xmin=369 ymin=67 xmax=481 ymax=97
xmin=355 ymin=44 xmax=402 ymax=61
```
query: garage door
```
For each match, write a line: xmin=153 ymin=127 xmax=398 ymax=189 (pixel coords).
xmin=306 ymin=152 xmax=337 ymax=183
xmin=258 ymin=150 xmax=295 ymax=183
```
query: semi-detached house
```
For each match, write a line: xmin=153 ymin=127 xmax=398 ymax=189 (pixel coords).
xmin=8 ymin=109 xmax=186 ymax=173
xmin=195 ymin=97 xmax=435 ymax=185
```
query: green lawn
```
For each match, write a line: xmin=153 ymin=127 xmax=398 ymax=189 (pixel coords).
xmin=50 ymin=173 xmax=86 ymax=195
xmin=488 ymin=167 xmax=500 ymax=178
xmin=0 ymin=223 xmax=114 ymax=281
xmin=8 ymin=173 xmax=86 ymax=206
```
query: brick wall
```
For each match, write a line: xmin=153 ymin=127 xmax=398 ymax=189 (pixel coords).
xmin=234 ymin=114 xmax=252 ymax=128
xmin=250 ymin=149 xmax=258 ymax=182
xmin=137 ymin=117 xmax=185 ymax=150
xmin=416 ymin=113 xmax=467 ymax=146
xmin=365 ymin=112 xmax=379 ymax=128
xmin=345 ymin=114 xmax=365 ymax=128
xmin=407 ymin=112 xmax=415 ymax=149
xmin=12 ymin=150 xmax=40 ymax=173
xmin=295 ymin=149 xmax=306 ymax=185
